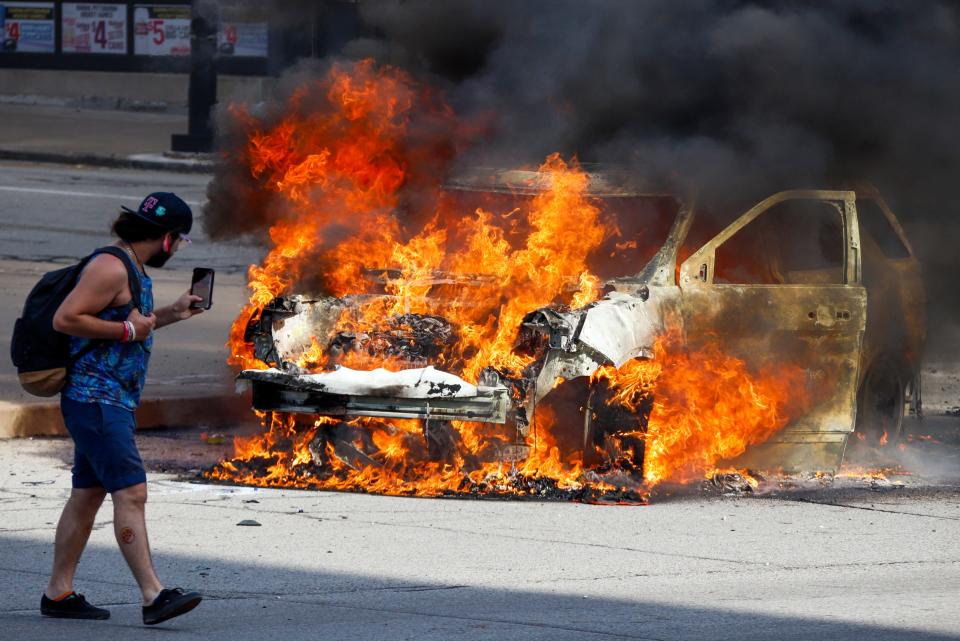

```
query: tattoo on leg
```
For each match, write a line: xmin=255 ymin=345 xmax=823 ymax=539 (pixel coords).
xmin=119 ymin=527 xmax=135 ymax=544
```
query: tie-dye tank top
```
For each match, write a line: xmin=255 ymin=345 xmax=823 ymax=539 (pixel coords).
xmin=63 ymin=265 xmax=154 ymax=412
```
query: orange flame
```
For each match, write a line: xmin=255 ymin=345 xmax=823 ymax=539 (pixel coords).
xmin=207 ymin=408 xmax=589 ymax=498
xmin=226 ymin=60 xmax=438 ymax=370
xmin=593 ymin=331 xmax=808 ymax=485
xmin=211 ymin=60 xmax=813 ymax=500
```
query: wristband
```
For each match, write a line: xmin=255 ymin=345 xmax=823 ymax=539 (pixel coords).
xmin=127 ymin=321 xmax=137 ymax=342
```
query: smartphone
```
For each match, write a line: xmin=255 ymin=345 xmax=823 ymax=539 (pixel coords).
xmin=190 ymin=268 xmax=215 ymax=310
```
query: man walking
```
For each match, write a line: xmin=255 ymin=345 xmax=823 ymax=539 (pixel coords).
xmin=41 ymin=192 xmax=204 ymax=625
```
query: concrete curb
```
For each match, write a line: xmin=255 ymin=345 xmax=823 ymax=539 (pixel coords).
xmin=0 ymin=392 xmax=253 ymax=438
xmin=0 ymin=148 xmax=215 ymax=174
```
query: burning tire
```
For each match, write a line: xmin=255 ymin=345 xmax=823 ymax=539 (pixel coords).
xmin=581 ymin=380 xmax=650 ymax=471
xmin=855 ymin=357 xmax=906 ymax=446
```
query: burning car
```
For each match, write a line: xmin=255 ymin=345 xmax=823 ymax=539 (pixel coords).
xmin=229 ymin=167 xmax=924 ymax=490
xmin=207 ymin=62 xmax=924 ymax=497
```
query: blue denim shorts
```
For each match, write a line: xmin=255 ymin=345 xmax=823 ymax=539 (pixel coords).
xmin=60 ymin=396 xmax=146 ymax=492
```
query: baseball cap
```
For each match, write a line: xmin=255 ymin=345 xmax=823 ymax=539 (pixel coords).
xmin=121 ymin=192 xmax=193 ymax=242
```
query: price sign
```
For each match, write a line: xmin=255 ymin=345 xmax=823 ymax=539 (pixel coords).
xmin=218 ymin=21 xmax=267 ymax=58
xmin=1 ymin=2 xmax=55 ymax=53
xmin=62 ymin=3 xmax=127 ymax=54
xmin=133 ymin=5 xmax=190 ymax=56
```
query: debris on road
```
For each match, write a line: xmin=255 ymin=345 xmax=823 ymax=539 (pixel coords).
xmin=704 ymin=471 xmax=759 ymax=495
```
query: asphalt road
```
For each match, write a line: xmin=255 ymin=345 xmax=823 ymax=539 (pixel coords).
xmin=1 ymin=420 xmax=959 ymax=641
xmin=1 ymin=161 xmax=959 ymax=640
xmin=0 ymin=161 xmax=261 ymax=271
xmin=0 ymin=161 xmax=264 ymax=404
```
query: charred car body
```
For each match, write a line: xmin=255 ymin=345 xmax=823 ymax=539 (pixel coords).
xmin=239 ymin=170 xmax=925 ymax=475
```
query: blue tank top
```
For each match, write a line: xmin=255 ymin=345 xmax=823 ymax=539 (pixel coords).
xmin=63 ymin=267 xmax=154 ymax=412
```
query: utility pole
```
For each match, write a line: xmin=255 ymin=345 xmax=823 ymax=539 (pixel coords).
xmin=171 ymin=0 xmax=218 ymax=153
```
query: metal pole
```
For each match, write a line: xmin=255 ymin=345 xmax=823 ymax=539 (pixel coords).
xmin=171 ymin=0 xmax=218 ymax=153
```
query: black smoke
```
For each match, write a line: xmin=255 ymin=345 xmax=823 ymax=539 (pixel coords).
xmin=357 ymin=2 xmax=957 ymax=184
xmin=208 ymin=0 xmax=960 ymax=351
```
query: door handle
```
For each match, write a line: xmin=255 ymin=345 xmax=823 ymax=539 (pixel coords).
xmin=806 ymin=306 xmax=851 ymax=324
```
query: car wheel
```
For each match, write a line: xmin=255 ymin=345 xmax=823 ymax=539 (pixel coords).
xmin=582 ymin=383 xmax=649 ymax=469
xmin=855 ymin=358 xmax=906 ymax=446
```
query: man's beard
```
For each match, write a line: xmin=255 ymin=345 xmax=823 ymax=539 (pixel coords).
xmin=146 ymin=249 xmax=172 ymax=268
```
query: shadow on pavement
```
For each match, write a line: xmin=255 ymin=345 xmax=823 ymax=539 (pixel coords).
xmin=0 ymin=532 xmax=956 ymax=641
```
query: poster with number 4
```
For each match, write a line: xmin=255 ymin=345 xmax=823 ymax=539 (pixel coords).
xmin=62 ymin=3 xmax=127 ymax=54
xmin=1 ymin=2 xmax=55 ymax=53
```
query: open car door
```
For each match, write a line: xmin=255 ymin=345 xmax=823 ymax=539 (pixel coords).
xmin=678 ymin=190 xmax=867 ymax=472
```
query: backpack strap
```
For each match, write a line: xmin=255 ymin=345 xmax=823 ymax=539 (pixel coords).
xmin=68 ymin=247 xmax=146 ymax=363
xmin=92 ymin=246 xmax=144 ymax=313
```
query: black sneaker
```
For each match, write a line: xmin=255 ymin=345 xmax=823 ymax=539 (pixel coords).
xmin=40 ymin=592 xmax=110 ymax=620
xmin=142 ymin=587 xmax=202 ymax=625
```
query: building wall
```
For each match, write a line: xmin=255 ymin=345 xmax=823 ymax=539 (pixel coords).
xmin=0 ymin=68 xmax=275 ymax=108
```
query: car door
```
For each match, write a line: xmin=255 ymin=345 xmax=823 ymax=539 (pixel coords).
xmin=676 ymin=190 xmax=867 ymax=470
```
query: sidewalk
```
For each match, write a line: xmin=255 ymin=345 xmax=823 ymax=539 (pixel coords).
xmin=0 ymin=103 xmax=214 ymax=172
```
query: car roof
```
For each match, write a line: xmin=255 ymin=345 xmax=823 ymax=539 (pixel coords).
xmin=444 ymin=166 xmax=680 ymax=198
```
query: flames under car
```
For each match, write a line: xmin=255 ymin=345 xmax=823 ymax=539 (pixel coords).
xmin=236 ymin=171 xmax=925 ymax=479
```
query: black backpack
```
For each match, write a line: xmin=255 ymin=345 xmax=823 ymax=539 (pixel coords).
xmin=10 ymin=247 xmax=143 ymax=397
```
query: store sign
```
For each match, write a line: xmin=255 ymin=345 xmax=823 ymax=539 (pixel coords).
xmin=133 ymin=5 xmax=190 ymax=56
xmin=62 ymin=3 xmax=127 ymax=54
xmin=1 ymin=2 xmax=55 ymax=53
xmin=218 ymin=21 xmax=267 ymax=58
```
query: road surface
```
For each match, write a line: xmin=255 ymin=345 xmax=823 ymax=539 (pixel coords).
xmin=0 ymin=160 xmax=958 ymax=640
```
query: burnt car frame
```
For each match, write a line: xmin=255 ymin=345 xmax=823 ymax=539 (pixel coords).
xmin=240 ymin=172 xmax=925 ymax=474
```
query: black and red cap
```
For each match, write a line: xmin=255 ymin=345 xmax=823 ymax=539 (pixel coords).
xmin=121 ymin=192 xmax=192 ymax=241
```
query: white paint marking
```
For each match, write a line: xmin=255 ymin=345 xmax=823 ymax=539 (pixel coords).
xmin=149 ymin=480 xmax=263 ymax=496
xmin=0 ymin=185 xmax=203 ymax=207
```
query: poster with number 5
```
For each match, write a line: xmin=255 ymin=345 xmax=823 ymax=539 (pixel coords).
xmin=133 ymin=5 xmax=190 ymax=56
xmin=62 ymin=3 xmax=127 ymax=54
